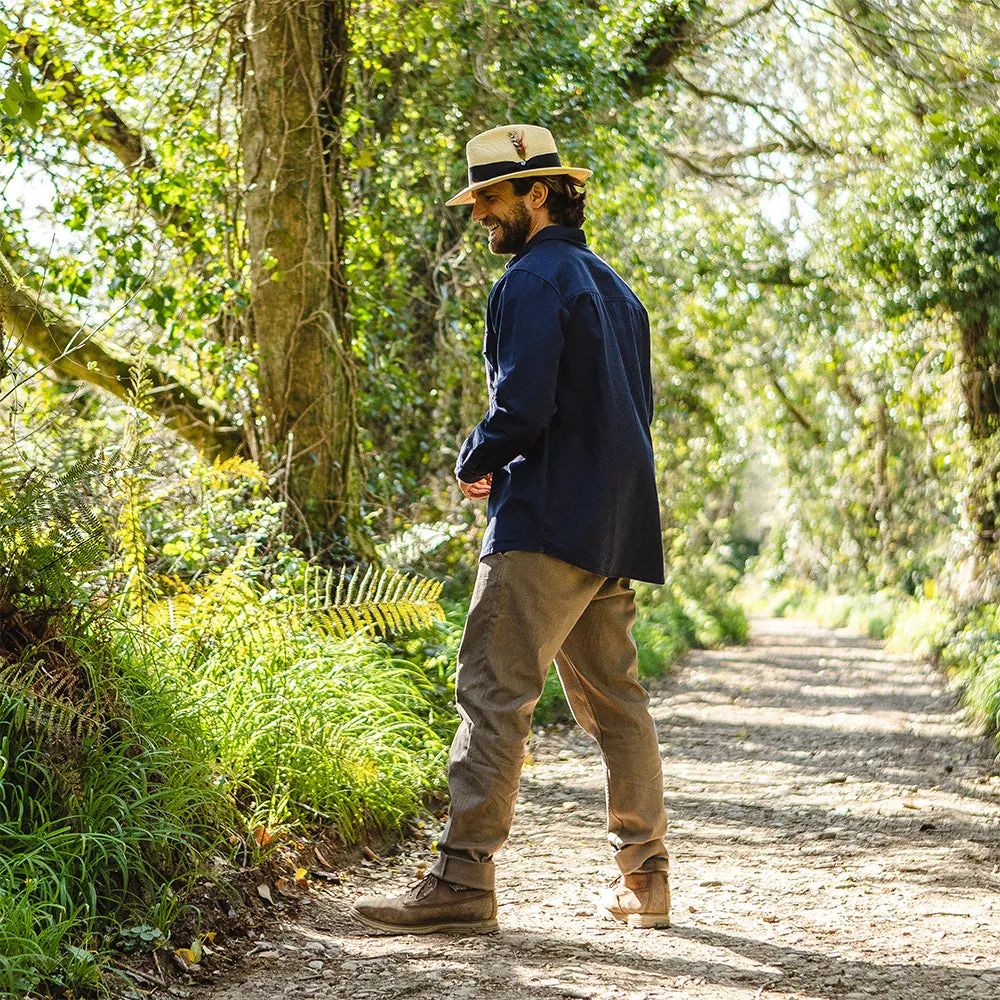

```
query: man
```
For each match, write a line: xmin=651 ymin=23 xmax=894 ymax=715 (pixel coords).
xmin=352 ymin=124 xmax=670 ymax=934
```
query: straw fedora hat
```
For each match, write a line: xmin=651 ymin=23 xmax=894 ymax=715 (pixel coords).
xmin=446 ymin=124 xmax=592 ymax=206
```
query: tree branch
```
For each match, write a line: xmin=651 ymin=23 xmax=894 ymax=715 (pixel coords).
xmin=621 ymin=2 xmax=700 ymax=99
xmin=762 ymin=356 xmax=823 ymax=443
xmin=659 ymin=138 xmax=830 ymax=186
xmin=0 ymin=250 xmax=240 ymax=458
xmin=672 ymin=68 xmax=830 ymax=154
xmin=14 ymin=28 xmax=194 ymax=234
xmin=718 ymin=0 xmax=779 ymax=33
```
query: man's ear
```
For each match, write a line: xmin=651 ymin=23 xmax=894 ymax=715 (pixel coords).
xmin=529 ymin=181 xmax=550 ymax=209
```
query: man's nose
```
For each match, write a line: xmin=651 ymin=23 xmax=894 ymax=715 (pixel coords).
xmin=471 ymin=198 xmax=484 ymax=221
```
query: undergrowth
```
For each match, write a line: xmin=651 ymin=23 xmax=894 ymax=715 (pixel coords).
xmin=145 ymin=620 xmax=454 ymax=839
xmin=0 ymin=614 xmax=235 ymax=998
xmin=0 ymin=444 xmax=452 ymax=996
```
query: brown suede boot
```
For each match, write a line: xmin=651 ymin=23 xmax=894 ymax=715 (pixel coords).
xmin=598 ymin=870 xmax=671 ymax=929
xmin=351 ymin=874 xmax=498 ymax=935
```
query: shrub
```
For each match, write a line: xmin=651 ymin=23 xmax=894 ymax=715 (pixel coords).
xmin=939 ymin=605 xmax=1000 ymax=737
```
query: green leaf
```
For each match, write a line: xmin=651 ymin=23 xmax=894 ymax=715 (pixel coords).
xmin=3 ymin=79 xmax=23 ymax=115
xmin=21 ymin=100 xmax=43 ymax=127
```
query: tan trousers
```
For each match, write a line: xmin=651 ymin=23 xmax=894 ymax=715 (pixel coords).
xmin=429 ymin=550 xmax=669 ymax=891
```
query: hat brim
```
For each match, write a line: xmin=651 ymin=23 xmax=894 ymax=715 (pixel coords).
xmin=445 ymin=166 xmax=592 ymax=206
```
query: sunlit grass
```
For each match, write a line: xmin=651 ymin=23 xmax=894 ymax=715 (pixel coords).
xmin=150 ymin=628 xmax=455 ymax=837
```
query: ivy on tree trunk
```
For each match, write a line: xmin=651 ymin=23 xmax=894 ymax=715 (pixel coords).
xmin=241 ymin=0 xmax=363 ymax=552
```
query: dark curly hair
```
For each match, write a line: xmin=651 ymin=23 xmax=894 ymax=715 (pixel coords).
xmin=510 ymin=174 xmax=587 ymax=228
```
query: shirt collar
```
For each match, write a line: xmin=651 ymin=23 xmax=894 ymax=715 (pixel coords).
xmin=506 ymin=225 xmax=587 ymax=268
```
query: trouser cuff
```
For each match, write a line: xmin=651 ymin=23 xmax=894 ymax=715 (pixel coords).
xmin=429 ymin=852 xmax=496 ymax=891
xmin=615 ymin=840 xmax=670 ymax=876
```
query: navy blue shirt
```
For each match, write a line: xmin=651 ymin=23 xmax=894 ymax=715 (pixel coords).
xmin=456 ymin=225 xmax=664 ymax=584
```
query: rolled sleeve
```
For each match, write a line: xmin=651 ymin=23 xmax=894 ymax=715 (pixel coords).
xmin=456 ymin=271 xmax=566 ymax=483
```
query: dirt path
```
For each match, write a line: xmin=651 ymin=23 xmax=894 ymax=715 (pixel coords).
xmin=199 ymin=617 xmax=1000 ymax=1000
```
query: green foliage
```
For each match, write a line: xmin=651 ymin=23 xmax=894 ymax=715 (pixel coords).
xmin=147 ymin=624 xmax=453 ymax=838
xmin=0 ymin=621 xmax=235 ymax=997
xmin=852 ymin=109 xmax=1000 ymax=330
xmin=146 ymin=454 xmax=296 ymax=584
xmin=0 ymin=447 xmax=236 ymax=995
xmin=938 ymin=605 xmax=1000 ymax=737
xmin=0 ymin=439 xmax=456 ymax=991
xmin=0 ymin=453 xmax=108 ymax=611
xmin=885 ymin=598 xmax=955 ymax=660
xmin=293 ymin=563 xmax=445 ymax=639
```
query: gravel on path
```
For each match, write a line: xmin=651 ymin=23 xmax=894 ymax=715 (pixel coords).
xmin=190 ymin=617 xmax=1000 ymax=1000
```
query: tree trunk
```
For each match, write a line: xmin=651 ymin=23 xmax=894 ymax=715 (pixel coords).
xmin=958 ymin=315 xmax=1000 ymax=592
xmin=241 ymin=0 xmax=362 ymax=553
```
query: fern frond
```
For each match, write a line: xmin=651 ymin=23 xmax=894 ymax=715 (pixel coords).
xmin=0 ymin=452 xmax=111 ymax=608
xmin=204 ymin=456 xmax=268 ymax=488
xmin=293 ymin=565 xmax=444 ymax=640
xmin=378 ymin=521 xmax=463 ymax=570
xmin=0 ymin=660 xmax=101 ymax=755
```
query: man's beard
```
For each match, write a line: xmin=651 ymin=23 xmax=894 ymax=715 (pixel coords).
xmin=485 ymin=200 xmax=532 ymax=254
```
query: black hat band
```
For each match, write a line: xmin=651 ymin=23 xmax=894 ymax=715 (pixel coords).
xmin=468 ymin=152 xmax=562 ymax=184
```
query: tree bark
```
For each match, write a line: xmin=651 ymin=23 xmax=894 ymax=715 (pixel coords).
xmin=959 ymin=316 xmax=1000 ymax=565
xmin=241 ymin=0 xmax=362 ymax=552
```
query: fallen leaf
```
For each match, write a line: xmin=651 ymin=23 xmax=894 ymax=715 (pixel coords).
xmin=275 ymin=877 xmax=300 ymax=898
xmin=257 ymin=883 xmax=274 ymax=904
xmin=294 ymin=867 xmax=308 ymax=882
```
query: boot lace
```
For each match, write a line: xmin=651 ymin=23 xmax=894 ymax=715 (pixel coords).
xmin=405 ymin=873 xmax=442 ymax=902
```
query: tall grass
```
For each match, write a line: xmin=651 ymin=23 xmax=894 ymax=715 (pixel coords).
xmin=0 ymin=619 xmax=235 ymax=998
xmin=147 ymin=625 xmax=455 ymax=838
xmin=135 ymin=540 xmax=454 ymax=837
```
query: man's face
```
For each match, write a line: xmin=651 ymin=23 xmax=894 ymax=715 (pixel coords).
xmin=471 ymin=182 xmax=533 ymax=255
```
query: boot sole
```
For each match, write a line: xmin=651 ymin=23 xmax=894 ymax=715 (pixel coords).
xmin=598 ymin=906 xmax=671 ymax=929
xmin=350 ymin=907 xmax=498 ymax=936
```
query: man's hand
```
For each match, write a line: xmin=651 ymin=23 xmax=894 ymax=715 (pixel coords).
xmin=459 ymin=473 xmax=492 ymax=500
